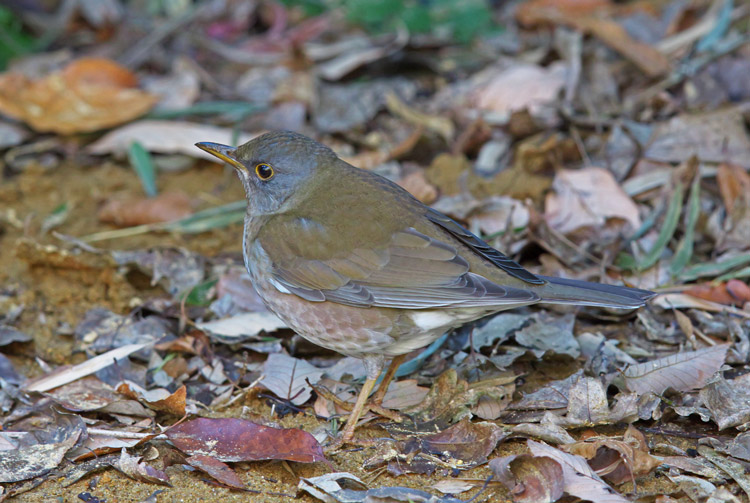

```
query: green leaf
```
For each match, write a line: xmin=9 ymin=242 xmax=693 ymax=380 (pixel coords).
xmin=41 ymin=202 xmax=71 ymax=234
xmin=147 ymin=101 xmax=263 ymax=120
xmin=163 ymin=201 xmax=245 ymax=234
xmin=182 ymin=278 xmax=218 ymax=307
xmin=680 ymin=253 xmax=750 ymax=282
xmin=637 ymin=182 xmax=684 ymax=271
xmin=0 ymin=7 xmax=36 ymax=70
xmin=716 ymin=265 xmax=750 ymax=282
xmin=128 ymin=141 xmax=158 ymax=197
xmin=670 ymin=176 xmax=700 ymax=276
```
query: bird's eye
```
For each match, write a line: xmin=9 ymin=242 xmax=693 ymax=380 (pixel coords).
xmin=255 ymin=163 xmax=274 ymax=180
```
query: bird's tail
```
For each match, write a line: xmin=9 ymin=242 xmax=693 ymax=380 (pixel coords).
xmin=536 ymin=275 xmax=656 ymax=309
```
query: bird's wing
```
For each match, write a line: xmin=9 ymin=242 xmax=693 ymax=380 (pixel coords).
xmin=258 ymin=216 xmax=540 ymax=309
xmin=424 ymin=208 xmax=545 ymax=285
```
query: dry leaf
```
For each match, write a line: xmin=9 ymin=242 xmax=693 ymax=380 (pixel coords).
xmin=717 ymin=163 xmax=750 ymax=214
xmin=260 ymin=353 xmax=324 ymax=406
xmin=98 ymin=191 xmax=193 ymax=227
xmin=472 ymin=63 xmax=567 ymax=117
xmin=620 ymin=344 xmax=729 ymax=395
xmin=562 ymin=426 xmax=661 ymax=485
xmin=545 ymin=167 xmax=641 ymax=234
xmin=184 ymin=455 xmax=245 ymax=490
xmin=87 ymin=120 xmax=259 ymax=159
xmin=0 ymin=58 xmax=157 ymax=134
xmin=490 ymin=454 xmax=564 ymax=503
xmin=645 ymin=109 xmax=750 ymax=168
xmin=527 ymin=440 xmax=629 ymax=503
xmin=116 ymin=381 xmax=186 ymax=416
xmin=685 ymin=281 xmax=750 ymax=307
xmin=517 ymin=2 xmax=669 ymax=77
xmin=166 ymin=417 xmax=326 ymax=464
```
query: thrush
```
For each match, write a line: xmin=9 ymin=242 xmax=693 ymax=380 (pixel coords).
xmin=196 ymin=131 xmax=655 ymax=444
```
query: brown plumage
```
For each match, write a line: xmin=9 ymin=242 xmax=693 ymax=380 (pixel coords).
xmin=196 ymin=131 xmax=655 ymax=444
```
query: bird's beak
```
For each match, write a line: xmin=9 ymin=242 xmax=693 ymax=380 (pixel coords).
xmin=195 ymin=142 xmax=245 ymax=171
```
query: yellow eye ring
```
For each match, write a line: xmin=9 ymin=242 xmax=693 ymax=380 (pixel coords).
xmin=255 ymin=163 xmax=274 ymax=180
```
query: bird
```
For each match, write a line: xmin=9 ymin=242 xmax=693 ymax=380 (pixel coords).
xmin=196 ymin=131 xmax=655 ymax=444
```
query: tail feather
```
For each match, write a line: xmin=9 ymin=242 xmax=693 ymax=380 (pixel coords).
xmin=537 ymin=275 xmax=656 ymax=309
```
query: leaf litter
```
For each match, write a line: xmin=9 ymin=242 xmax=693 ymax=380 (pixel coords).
xmin=3 ymin=0 xmax=750 ymax=501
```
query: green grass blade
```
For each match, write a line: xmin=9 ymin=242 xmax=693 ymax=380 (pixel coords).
xmin=146 ymin=101 xmax=263 ymax=120
xmin=638 ymin=182 xmax=684 ymax=271
xmin=680 ymin=253 xmax=750 ymax=282
xmin=128 ymin=141 xmax=158 ymax=197
xmin=81 ymin=200 xmax=246 ymax=242
xmin=670 ymin=177 xmax=700 ymax=276
xmin=716 ymin=265 xmax=750 ymax=282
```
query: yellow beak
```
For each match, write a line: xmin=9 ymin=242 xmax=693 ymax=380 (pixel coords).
xmin=195 ymin=142 xmax=245 ymax=171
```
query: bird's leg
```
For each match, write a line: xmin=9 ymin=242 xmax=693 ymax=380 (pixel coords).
xmin=339 ymin=376 xmax=377 ymax=443
xmin=370 ymin=354 xmax=406 ymax=406
xmin=335 ymin=355 xmax=384 ymax=444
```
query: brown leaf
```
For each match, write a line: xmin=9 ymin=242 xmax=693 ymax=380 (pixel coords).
xmin=517 ymin=0 xmax=612 ymax=25
xmin=0 ymin=58 xmax=156 ymax=134
xmin=545 ymin=167 xmax=641 ymax=234
xmin=114 ymin=449 xmax=170 ymax=486
xmin=717 ymin=163 xmax=750 ymax=214
xmin=527 ymin=440 xmax=629 ymax=503
xmin=413 ymin=420 xmax=506 ymax=466
xmin=260 ymin=353 xmax=324 ymax=406
xmin=397 ymin=171 xmax=438 ymax=205
xmin=490 ymin=454 xmax=564 ymax=503
xmin=165 ymin=417 xmax=327 ymax=464
xmin=471 ymin=63 xmax=567 ymax=117
xmin=116 ymin=381 xmax=186 ymax=416
xmin=645 ymin=109 xmax=750 ymax=168
xmin=98 ymin=191 xmax=193 ymax=227
xmin=87 ymin=120 xmax=258 ymax=160
xmin=517 ymin=3 xmax=669 ymax=77
xmin=688 ymin=280 xmax=750 ymax=306
xmin=561 ymin=426 xmax=660 ymax=485
xmin=620 ymin=344 xmax=728 ymax=395
xmin=185 ymin=454 xmax=245 ymax=490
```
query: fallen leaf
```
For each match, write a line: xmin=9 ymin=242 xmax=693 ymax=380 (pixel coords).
xmin=98 ymin=191 xmax=193 ymax=227
xmin=385 ymin=92 xmax=454 ymax=142
xmin=165 ymin=417 xmax=326 ymax=463
xmin=381 ymin=420 xmax=506 ymax=475
xmin=0 ymin=325 xmax=32 ymax=346
xmin=645 ymin=109 xmax=750 ymax=168
xmin=517 ymin=3 xmax=669 ymax=77
xmin=700 ymin=373 xmax=750 ymax=430
xmin=112 ymin=248 xmax=206 ymax=299
xmin=490 ymin=454 xmax=564 ymax=503
xmin=25 ymin=343 xmax=148 ymax=393
xmin=0 ymin=58 xmax=157 ymax=134
xmin=397 ymin=171 xmax=438 ymax=205
xmin=619 ymin=344 xmax=729 ymax=395
xmin=527 ymin=440 xmax=629 ymax=503
xmin=87 ymin=120 xmax=258 ymax=160
xmin=545 ymin=167 xmax=641 ymax=234
xmin=561 ymin=426 xmax=660 ymax=485
xmin=184 ymin=455 xmax=245 ymax=490
xmin=260 ymin=353 xmax=324 ymax=406
xmin=0 ymin=438 xmax=80 ymax=484
xmin=472 ymin=63 xmax=567 ymax=117
xmin=116 ymin=381 xmax=186 ymax=416
xmin=197 ymin=312 xmax=287 ymax=344
xmin=113 ymin=449 xmax=170 ymax=486
xmin=685 ymin=281 xmax=750 ymax=306
xmin=299 ymin=472 xmax=463 ymax=503
xmin=717 ymin=163 xmax=750 ymax=214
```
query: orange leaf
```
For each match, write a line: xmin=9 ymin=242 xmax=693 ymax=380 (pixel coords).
xmin=0 ymin=57 xmax=156 ymax=134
